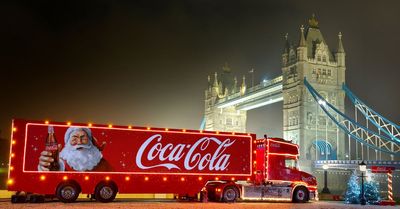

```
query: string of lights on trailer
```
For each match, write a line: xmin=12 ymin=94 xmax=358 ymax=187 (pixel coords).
xmin=7 ymin=119 xmax=257 ymax=186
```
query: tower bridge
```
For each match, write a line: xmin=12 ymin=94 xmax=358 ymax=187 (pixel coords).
xmin=202 ymin=15 xmax=400 ymax=194
xmin=215 ymin=75 xmax=283 ymax=111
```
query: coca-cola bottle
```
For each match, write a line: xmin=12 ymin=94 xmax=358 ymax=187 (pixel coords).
xmin=45 ymin=126 xmax=60 ymax=171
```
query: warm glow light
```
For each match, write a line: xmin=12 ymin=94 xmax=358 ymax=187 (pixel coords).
xmin=128 ymin=126 xmax=132 ymax=129
xmin=268 ymin=153 xmax=299 ymax=157
xmin=88 ymin=123 xmax=92 ymax=127
xmin=45 ymin=121 xmax=49 ymax=124
xmin=253 ymin=140 xmax=256 ymax=144
xmin=216 ymin=188 xmax=221 ymax=192
xmin=10 ymin=166 xmax=14 ymax=171
xmin=198 ymin=177 xmax=203 ymax=181
xmin=125 ymin=176 xmax=130 ymax=181
xmin=7 ymin=179 xmax=13 ymax=185
xmin=105 ymin=176 xmax=110 ymax=181
xmin=11 ymin=153 xmax=15 ymax=158
xmin=253 ymin=161 xmax=257 ymax=164
xmin=253 ymin=151 xmax=256 ymax=154
xmin=63 ymin=176 xmax=68 ymax=180
xmin=12 ymin=140 xmax=16 ymax=145
xmin=22 ymin=121 xmax=254 ymax=179
xmin=180 ymin=177 xmax=185 ymax=181
xmin=147 ymin=127 xmax=151 ymax=130
xmin=85 ymin=176 xmax=89 ymax=180
xmin=243 ymin=197 xmax=291 ymax=201
xmin=216 ymin=131 xmax=219 ymax=134
xmin=12 ymin=127 xmax=17 ymax=132
xmin=232 ymin=132 xmax=235 ymax=135
xmin=67 ymin=122 xmax=71 ymax=126
xmin=215 ymin=177 xmax=219 ymax=181
xmin=247 ymin=133 xmax=251 ymax=136
xmin=247 ymin=177 xmax=251 ymax=181
xmin=253 ymin=171 xmax=257 ymax=174
xmin=231 ymin=177 xmax=235 ymax=181
xmin=108 ymin=124 xmax=113 ymax=128
xmin=163 ymin=177 xmax=167 ymax=181
xmin=200 ymin=130 xmax=203 ymax=133
xmin=182 ymin=129 xmax=186 ymax=132
xmin=145 ymin=177 xmax=149 ymax=181
xmin=165 ymin=128 xmax=169 ymax=131
xmin=40 ymin=175 xmax=46 ymax=181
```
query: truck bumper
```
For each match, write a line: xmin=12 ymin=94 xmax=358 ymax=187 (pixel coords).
xmin=309 ymin=190 xmax=318 ymax=201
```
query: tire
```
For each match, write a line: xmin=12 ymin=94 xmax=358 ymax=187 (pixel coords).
xmin=56 ymin=182 xmax=80 ymax=203
xmin=222 ymin=186 xmax=239 ymax=203
xmin=293 ymin=186 xmax=309 ymax=203
xmin=94 ymin=182 xmax=118 ymax=203
xmin=11 ymin=195 xmax=26 ymax=203
xmin=29 ymin=195 xmax=45 ymax=203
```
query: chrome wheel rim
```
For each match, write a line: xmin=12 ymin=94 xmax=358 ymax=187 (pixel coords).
xmin=61 ymin=186 xmax=76 ymax=200
xmin=224 ymin=188 xmax=236 ymax=201
xmin=100 ymin=186 xmax=113 ymax=199
xmin=297 ymin=190 xmax=305 ymax=200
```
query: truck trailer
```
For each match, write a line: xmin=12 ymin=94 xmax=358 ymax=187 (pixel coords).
xmin=7 ymin=119 xmax=317 ymax=203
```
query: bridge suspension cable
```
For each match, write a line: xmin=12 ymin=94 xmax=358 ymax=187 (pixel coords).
xmin=342 ymin=84 xmax=400 ymax=143
xmin=304 ymin=78 xmax=400 ymax=157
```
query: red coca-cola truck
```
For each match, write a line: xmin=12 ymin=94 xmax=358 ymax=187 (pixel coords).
xmin=7 ymin=119 xmax=317 ymax=203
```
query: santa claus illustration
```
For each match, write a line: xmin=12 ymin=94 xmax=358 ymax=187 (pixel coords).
xmin=38 ymin=127 xmax=112 ymax=171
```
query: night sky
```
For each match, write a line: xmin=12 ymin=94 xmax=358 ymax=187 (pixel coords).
xmin=1 ymin=0 xmax=400 ymax=140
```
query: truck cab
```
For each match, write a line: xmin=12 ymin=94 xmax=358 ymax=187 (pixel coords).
xmin=242 ymin=137 xmax=318 ymax=202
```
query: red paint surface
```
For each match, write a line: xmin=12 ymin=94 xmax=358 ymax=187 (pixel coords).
xmin=8 ymin=119 xmax=254 ymax=195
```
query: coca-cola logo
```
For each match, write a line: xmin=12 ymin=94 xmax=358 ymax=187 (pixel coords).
xmin=301 ymin=176 xmax=315 ymax=184
xmin=45 ymin=144 xmax=58 ymax=151
xmin=270 ymin=142 xmax=280 ymax=148
xmin=136 ymin=134 xmax=235 ymax=171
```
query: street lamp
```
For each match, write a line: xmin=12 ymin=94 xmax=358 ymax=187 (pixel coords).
xmin=321 ymin=164 xmax=331 ymax=194
xmin=359 ymin=161 xmax=367 ymax=205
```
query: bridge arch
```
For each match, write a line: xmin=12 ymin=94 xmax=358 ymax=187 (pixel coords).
xmin=308 ymin=140 xmax=337 ymax=160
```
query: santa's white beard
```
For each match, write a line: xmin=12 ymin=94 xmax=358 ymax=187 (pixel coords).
xmin=60 ymin=144 xmax=102 ymax=171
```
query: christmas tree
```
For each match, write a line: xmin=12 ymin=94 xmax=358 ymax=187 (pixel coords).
xmin=364 ymin=173 xmax=381 ymax=205
xmin=344 ymin=171 xmax=360 ymax=204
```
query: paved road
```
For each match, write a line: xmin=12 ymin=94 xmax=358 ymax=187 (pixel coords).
xmin=0 ymin=199 xmax=398 ymax=209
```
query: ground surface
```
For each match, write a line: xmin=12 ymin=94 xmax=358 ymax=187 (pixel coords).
xmin=0 ymin=199 xmax=398 ymax=209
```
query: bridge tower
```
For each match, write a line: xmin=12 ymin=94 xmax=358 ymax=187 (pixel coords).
xmin=282 ymin=15 xmax=346 ymax=170
xmin=204 ymin=64 xmax=247 ymax=133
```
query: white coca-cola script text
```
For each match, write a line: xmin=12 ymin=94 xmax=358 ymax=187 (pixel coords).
xmin=136 ymin=134 xmax=235 ymax=171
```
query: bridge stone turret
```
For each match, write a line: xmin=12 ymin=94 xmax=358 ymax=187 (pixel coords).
xmin=204 ymin=64 xmax=247 ymax=133
xmin=282 ymin=15 xmax=346 ymax=171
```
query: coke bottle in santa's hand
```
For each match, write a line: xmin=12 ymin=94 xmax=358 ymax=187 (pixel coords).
xmin=45 ymin=126 xmax=60 ymax=171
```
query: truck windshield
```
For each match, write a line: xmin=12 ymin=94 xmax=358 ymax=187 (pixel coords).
xmin=285 ymin=159 xmax=298 ymax=169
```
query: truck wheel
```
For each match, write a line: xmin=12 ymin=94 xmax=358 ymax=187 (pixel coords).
xmin=56 ymin=182 xmax=80 ymax=203
xmin=94 ymin=182 xmax=118 ymax=203
xmin=11 ymin=195 xmax=26 ymax=203
xmin=293 ymin=186 xmax=308 ymax=203
xmin=222 ymin=186 xmax=238 ymax=202
xmin=29 ymin=195 xmax=45 ymax=203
